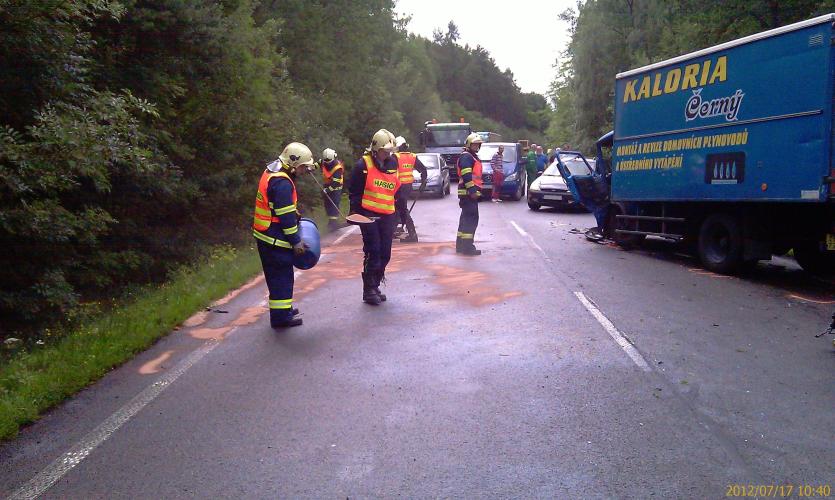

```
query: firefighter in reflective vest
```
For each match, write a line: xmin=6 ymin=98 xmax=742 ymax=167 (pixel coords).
xmin=348 ymin=129 xmax=401 ymax=305
xmin=320 ymin=148 xmax=344 ymax=232
xmin=456 ymin=133 xmax=484 ymax=256
xmin=393 ymin=136 xmax=427 ymax=243
xmin=252 ymin=142 xmax=313 ymax=328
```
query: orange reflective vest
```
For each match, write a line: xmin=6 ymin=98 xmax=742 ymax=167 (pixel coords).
xmin=457 ymin=152 xmax=483 ymax=193
xmin=253 ymin=170 xmax=298 ymax=233
xmin=394 ymin=152 xmax=417 ymax=184
xmin=322 ymin=160 xmax=344 ymax=186
xmin=360 ymin=155 xmax=400 ymax=215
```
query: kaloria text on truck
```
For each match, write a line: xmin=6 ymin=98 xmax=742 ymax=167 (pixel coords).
xmin=419 ymin=120 xmax=472 ymax=180
xmin=556 ymin=14 xmax=835 ymax=276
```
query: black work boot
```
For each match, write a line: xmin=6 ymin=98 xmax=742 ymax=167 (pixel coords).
xmin=401 ymin=219 xmax=418 ymax=243
xmin=373 ymin=270 xmax=387 ymax=302
xmin=362 ymin=272 xmax=382 ymax=305
xmin=460 ymin=245 xmax=481 ymax=256
xmin=272 ymin=316 xmax=303 ymax=328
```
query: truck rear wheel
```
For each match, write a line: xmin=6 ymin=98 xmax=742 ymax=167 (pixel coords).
xmin=698 ymin=214 xmax=743 ymax=274
xmin=794 ymin=241 xmax=835 ymax=276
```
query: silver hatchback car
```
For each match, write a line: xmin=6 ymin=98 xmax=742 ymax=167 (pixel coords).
xmin=411 ymin=153 xmax=451 ymax=198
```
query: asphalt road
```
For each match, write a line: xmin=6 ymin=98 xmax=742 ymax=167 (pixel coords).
xmin=1 ymin=194 xmax=833 ymax=499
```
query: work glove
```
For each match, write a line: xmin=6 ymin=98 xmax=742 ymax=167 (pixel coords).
xmin=293 ymin=241 xmax=307 ymax=257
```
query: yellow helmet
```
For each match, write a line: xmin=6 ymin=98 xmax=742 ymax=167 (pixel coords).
xmin=369 ymin=129 xmax=396 ymax=152
xmin=465 ymin=132 xmax=484 ymax=148
xmin=322 ymin=148 xmax=337 ymax=162
xmin=278 ymin=142 xmax=314 ymax=170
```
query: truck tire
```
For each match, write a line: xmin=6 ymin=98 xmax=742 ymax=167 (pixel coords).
xmin=794 ymin=241 xmax=835 ymax=276
xmin=528 ymin=201 xmax=540 ymax=211
xmin=698 ymin=214 xmax=743 ymax=274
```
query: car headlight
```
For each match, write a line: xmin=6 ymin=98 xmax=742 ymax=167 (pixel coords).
xmin=505 ymin=171 xmax=518 ymax=182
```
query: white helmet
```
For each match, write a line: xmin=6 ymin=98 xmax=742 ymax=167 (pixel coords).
xmin=369 ymin=129 xmax=396 ymax=152
xmin=322 ymin=148 xmax=337 ymax=162
xmin=277 ymin=142 xmax=314 ymax=170
xmin=395 ymin=136 xmax=408 ymax=150
xmin=465 ymin=132 xmax=484 ymax=149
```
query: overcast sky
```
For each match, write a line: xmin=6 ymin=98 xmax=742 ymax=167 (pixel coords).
xmin=395 ymin=0 xmax=575 ymax=97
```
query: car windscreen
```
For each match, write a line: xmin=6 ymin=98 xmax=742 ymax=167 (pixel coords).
xmin=477 ymin=145 xmax=515 ymax=163
xmin=426 ymin=128 xmax=469 ymax=147
xmin=417 ymin=155 xmax=440 ymax=169
xmin=558 ymin=153 xmax=593 ymax=176
xmin=542 ymin=162 xmax=563 ymax=176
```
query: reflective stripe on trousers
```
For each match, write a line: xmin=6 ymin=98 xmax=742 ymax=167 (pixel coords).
xmin=457 ymin=197 xmax=479 ymax=249
xmin=256 ymin=240 xmax=295 ymax=325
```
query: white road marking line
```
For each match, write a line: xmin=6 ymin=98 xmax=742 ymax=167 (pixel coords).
xmin=332 ymin=225 xmax=358 ymax=246
xmin=509 ymin=218 xmax=650 ymax=372
xmin=574 ymin=292 xmax=651 ymax=372
xmin=7 ymin=334 xmax=232 ymax=500
xmin=12 ymin=230 xmax=345 ymax=497
xmin=509 ymin=220 xmax=550 ymax=261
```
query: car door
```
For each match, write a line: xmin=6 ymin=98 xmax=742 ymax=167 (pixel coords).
xmin=553 ymin=152 xmax=610 ymax=212
xmin=440 ymin=156 xmax=449 ymax=187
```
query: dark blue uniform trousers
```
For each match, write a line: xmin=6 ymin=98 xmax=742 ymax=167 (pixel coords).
xmin=256 ymin=240 xmax=294 ymax=326
xmin=323 ymin=189 xmax=342 ymax=219
xmin=360 ymin=213 xmax=397 ymax=274
xmin=456 ymin=197 xmax=479 ymax=250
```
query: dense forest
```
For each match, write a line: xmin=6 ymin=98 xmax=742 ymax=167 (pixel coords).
xmin=0 ymin=0 xmax=547 ymax=337
xmin=546 ymin=0 xmax=835 ymax=152
xmin=9 ymin=0 xmax=831 ymax=338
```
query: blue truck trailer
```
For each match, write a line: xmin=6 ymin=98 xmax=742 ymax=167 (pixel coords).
xmin=560 ymin=14 xmax=835 ymax=275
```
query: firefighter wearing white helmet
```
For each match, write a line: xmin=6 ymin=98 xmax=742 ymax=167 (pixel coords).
xmin=455 ymin=132 xmax=484 ymax=255
xmin=348 ymin=129 xmax=402 ymax=305
xmin=253 ymin=142 xmax=313 ymax=328
xmin=367 ymin=128 xmax=397 ymax=153
xmin=320 ymin=147 xmax=344 ymax=231
xmin=393 ymin=135 xmax=427 ymax=243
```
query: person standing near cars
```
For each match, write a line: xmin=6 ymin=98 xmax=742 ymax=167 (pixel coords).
xmin=525 ymin=144 xmax=538 ymax=190
xmin=490 ymin=144 xmax=504 ymax=203
xmin=535 ymin=145 xmax=548 ymax=175
xmin=393 ymin=136 xmax=427 ymax=243
xmin=456 ymin=133 xmax=484 ymax=255
xmin=252 ymin=142 xmax=312 ymax=328
xmin=320 ymin=148 xmax=344 ymax=232
xmin=348 ymin=129 xmax=401 ymax=305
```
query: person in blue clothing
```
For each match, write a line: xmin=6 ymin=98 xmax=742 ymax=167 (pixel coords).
xmin=456 ymin=133 xmax=484 ymax=256
xmin=535 ymin=145 xmax=548 ymax=174
xmin=252 ymin=142 xmax=312 ymax=328
xmin=320 ymin=148 xmax=344 ymax=232
xmin=348 ymin=129 xmax=402 ymax=305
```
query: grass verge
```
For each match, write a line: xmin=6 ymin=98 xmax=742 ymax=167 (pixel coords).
xmin=0 ymin=245 xmax=262 ymax=441
xmin=0 ymin=197 xmax=347 ymax=442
